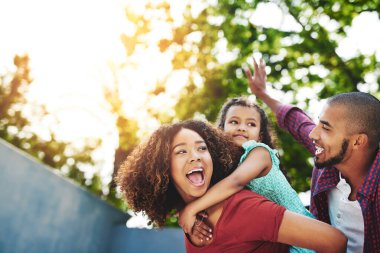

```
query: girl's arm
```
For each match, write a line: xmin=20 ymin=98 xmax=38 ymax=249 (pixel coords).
xmin=278 ymin=211 xmax=347 ymax=252
xmin=179 ymin=147 xmax=272 ymax=234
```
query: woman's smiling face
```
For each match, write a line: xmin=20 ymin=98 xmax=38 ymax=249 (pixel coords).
xmin=170 ymin=128 xmax=213 ymax=203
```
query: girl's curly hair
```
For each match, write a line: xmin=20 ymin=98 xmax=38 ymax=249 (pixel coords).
xmin=115 ymin=120 xmax=242 ymax=227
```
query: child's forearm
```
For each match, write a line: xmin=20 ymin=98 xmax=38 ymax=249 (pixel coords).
xmin=188 ymin=148 xmax=270 ymax=214
xmin=187 ymin=176 xmax=244 ymax=214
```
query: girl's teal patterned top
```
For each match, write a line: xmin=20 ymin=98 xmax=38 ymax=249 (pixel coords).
xmin=240 ymin=140 xmax=315 ymax=253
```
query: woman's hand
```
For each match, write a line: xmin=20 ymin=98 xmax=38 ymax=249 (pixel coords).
xmin=191 ymin=213 xmax=213 ymax=242
xmin=243 ymin=57 xmax=267 ymax=98
xmin=180 ymin=208 xmax=213 ymax=244
xmin=186 ymin=214 xmax=213 ymax=246
xmin=179 ymin=205 xmax=197 ymax=234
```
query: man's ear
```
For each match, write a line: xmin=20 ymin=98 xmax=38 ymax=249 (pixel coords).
xmin=352 ymin=134 xmax=369 ymax=150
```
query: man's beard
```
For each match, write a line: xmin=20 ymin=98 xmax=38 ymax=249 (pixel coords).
xmin=315 ymin=139 xmax=349 ymax=168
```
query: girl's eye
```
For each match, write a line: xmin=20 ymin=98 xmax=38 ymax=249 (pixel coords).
xmin=322 ymin=124 xmax=329 ymax=130
xmin=247 ymin=122 xmax=256 ymax=127
xmin=229 ymin=120 xmax=238 ymax=125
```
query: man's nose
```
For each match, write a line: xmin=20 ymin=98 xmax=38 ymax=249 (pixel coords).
xmin=309 ymin=126 xmax=319 ymax=141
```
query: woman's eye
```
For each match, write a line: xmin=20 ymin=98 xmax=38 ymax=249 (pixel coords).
xmin=199 ymin=146 xmax=208 ymax=151
xmin=175 ymin=149 xmax=186 ymax=155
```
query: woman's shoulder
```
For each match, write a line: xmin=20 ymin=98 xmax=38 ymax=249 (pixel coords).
xmin=227 ymin=189 xmax=279 ymax=207
xmin=223 ymin=190 xmax=286 ymax=223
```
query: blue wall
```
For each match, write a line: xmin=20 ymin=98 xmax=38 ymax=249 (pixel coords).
xmin=110 ymin=226 xmax=186 ymax=253
xmin=0 ymin=139 xmax=185 ymax=253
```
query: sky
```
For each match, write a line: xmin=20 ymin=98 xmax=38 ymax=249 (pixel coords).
xmin=0 ymin=0 xmax=128 ymax=181
xmin=1 ymin=0 xmax=380 ymax=215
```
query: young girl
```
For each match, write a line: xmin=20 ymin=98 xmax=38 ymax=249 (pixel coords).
xmin=179 ymin=60 xmax=315 ymax=252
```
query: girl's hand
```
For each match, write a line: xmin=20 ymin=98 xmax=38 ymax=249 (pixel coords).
xmin=243 ymin=57 xmax=267 ymax=97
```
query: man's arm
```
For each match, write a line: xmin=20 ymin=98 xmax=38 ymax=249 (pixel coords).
xmin=278 ymin=211 xmax=347 ymax=253
xmin=244 ymin=57 xmax=316 ymax=154
xmin=234 ymin=191 xmax=347 ymax=252
xmin=243 ymin=57 xmax=283 ymax=113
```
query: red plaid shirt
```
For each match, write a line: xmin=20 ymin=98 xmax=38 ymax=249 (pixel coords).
xmin=277 ymin=105 xmax=380 ymax=253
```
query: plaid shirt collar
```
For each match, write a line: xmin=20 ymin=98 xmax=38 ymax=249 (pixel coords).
xmin=313 ymin=149 xmax=380 ymax=199
xmin=358 ymin=149 xmax=380 ymax=199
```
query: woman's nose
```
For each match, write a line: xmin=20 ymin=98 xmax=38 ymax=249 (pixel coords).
xmin=190 ymin=157 xmax=201 ymax=163
xmin=189 ymin=151 xmax=201 ymax=163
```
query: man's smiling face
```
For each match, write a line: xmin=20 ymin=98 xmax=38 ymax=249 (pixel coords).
xmin=309 ymin=104 xmax=352 ymax=168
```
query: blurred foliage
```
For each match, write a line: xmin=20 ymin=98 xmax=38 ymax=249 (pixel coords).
xmin=155 ymin=0 xmax=380 ymax=192
xmin=3 ymin=0 xmax=379 ymax=229
xmin=0 ymin=55 xmax=124 ymax=207
xmin=119 ymin=0 xmax=380 ymax=226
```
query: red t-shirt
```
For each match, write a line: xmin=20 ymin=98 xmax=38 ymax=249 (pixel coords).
xmin=185 ymin=190 xmax=289 ymax=253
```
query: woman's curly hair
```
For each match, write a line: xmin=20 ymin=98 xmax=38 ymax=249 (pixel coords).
xmin=115 ymin=120 xmax=242 ymax=227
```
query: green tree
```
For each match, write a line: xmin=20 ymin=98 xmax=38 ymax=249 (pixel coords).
xmin=155 ymin=0 xmax=380 ymax=192
xmin=116 ymin=0 xmax=380 ymax=225
xmin=0 ymin=55 xmax=110 ymax=202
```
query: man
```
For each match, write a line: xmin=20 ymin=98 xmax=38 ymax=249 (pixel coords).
xmin=244 ymin=58 xmax=380 ymax=253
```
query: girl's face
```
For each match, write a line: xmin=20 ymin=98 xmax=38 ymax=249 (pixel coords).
xmin=170 ymin=128 xmax=213 ymax=203
xmin=224 ymin=105 xmax=261 ymax=147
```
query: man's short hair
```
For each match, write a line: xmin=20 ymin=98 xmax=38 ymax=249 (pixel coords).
xmin=327 ymin=92 xmax=380 ymax=149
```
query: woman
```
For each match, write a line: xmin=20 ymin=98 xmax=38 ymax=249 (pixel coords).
xmin=116 ymin=120 xmax=347 ymax=252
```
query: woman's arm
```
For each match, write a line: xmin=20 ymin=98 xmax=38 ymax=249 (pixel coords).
xmin=179 ymin=147 xmax=272 ymax=234
xmin=278 ymin=211 xmax=347 ymax=253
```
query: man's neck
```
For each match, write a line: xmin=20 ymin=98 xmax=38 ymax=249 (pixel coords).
xmin=337 ymin=152 xmax=374 ymax=200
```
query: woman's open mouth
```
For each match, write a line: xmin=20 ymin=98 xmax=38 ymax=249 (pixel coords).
xmin=186 ymin=168 xmax=205 ymax=186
